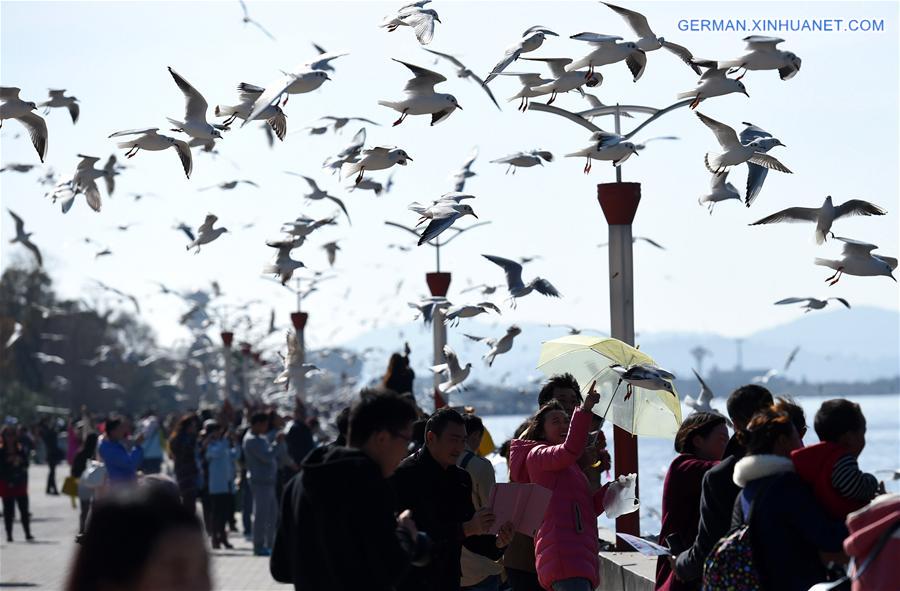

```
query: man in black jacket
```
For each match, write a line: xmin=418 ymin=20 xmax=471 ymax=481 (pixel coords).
xmin=673 ymin=384 xmax=773 ymax=582
xmin=270 ymin=391 xmax=429 ymax=590
xmin=392 ymin=407 xmax=513 ymax=591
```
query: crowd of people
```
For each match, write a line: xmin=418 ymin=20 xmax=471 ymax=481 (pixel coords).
xmin=1 ymin=349 xmax=896 ymax=591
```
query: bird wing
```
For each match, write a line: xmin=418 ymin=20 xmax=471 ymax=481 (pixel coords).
xmin=745 ymin=163 xmax=769 ymax=207
xmin=695 ymin=112 xmax=739 ymax=149
xmin=484 ymin=44 xmax=523 ymax=84
xmin=177 ymin=224 xmax=195 ymax=241
xmin=237 ymin=82 xmax=265 ymax=101
xmin=691 ymin=368 xmax=713 ymax=402
xmin=306 ymin=51 xmax=349 ymax=70
xmin=422 ymin=48 xmax=465 ymax=70
xmin=244 ymin=74 xmax=293 ymax=126
xmin=198 ymin=214 xmax=218 ymax=234
xmin=523 ymin=25 xmax=557 ymax=36
xmin=661 ymin=41 xmax=701 ymax=74
xmin=625 ymin=49 xmax=647 ymax=81
xmin=698 ymin=65 xmax=730 ymax=81
xmin=443 ymin=345 xmax=462 ymax=373
xmin=834 ymin=199 xmax=887 ymax=219
xmin=479 ymin=302 xmax=502 ymax=313
xmin=21 ymin=236 xmax=43 ymax=266
xmin=835 ymin=236 xmax=878 ymax=257
xmin=67 ymin=101 xmax=80 ymax=124
xmin=521 ymin=57 xmax=572 ymax=79
xmin=247 ymin=18 xmax=277 ymax=41
xmin=418 ymin=212 xmax=459 ymax=244
xmin=875 ymin=255 xmax=898 ymax=270
xmin=398 ymin=10 xmax=437 ymax=45
xmin=298 ymin=175 xmax=320 ymax=192
xmin=267 ymin=111 xmax=287 ymax=141
xmin=636 ymin=236 xmax=665 ymax=249
xmin=172 ymin=139 xmax=193 ymax=178
xmin=108 ymin=127 xmax=159 ymax=138
xmin=748 ymin=153 xmax=792 ymax=173
xmin=0 ymin=87 xmax=21 ymax=99
xmin=532 ymin=278 xmax=560 ymax=297
xmin=739 ymin=122 xmax=772 ymax=144
xmin=394 ymin=59 xmax=446 ymax=94
xmin=830 ymin=298 xmax=851 ymax=309
xmin=325 ymin=195 xmax=351 ymax=224
xmin=750 ymin=206 xmax=819 ymax=225
xmin=774 ymin=297 xmax=812 ymax=305
xmin=570 ymin=32 xmax=623 ymax=45
xmin=465 ymin=70 xmax=501 ymax=110
xmin=602 ymin=2 xmax=654 ymax=38
xmin=18 ymin=112 xmax=48 ymax=162
xmin=534 ymin=151 xmax=554 ymax=162
xmin=168 ymin=67 xmax=208 ymax=121
xmin=8 ymin=209 xmax=26 ymax=236
xmin=482 ymin=254 xmax=525 ymax=291
xmin=81 ymin=177 xmax=102 ymax=212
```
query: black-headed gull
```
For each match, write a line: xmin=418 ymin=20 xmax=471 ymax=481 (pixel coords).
xmin=215 ymin=83 xmax=287 ymax=141
xmin=423 ymin=48 xmax=500 ymax=110
xmin=482 ymin=254 xmax=560 ymax=307
xmin=379 ymin=59 xmax=461 ymax=126
xmin=774 ymin=297 xmax=850 ymax=313
xmin=340 ymin=146 xmax=412 ymax=184
xmin=318 ymin=115 xmax=379 ymax=132
xmin=740 ymin=122 xmax=786 ymax=206
xmin=450 ymin=147 xmax=478 ymax=191
xmin=815 ymin=237 xmax=897 ymax=285
xmin=490 ymin=150 xmax=552 ymax=174
xmin=431 ymin=345 xmax=471 ymax=393
xmin=199 ymin=179 xmax=259 ymax=192
xmin=443 ymin=302 xmax=501 ymax=326
xmin=696 ymin=112 xmax=791 ymax=175
xmin=109 ymin=128 xmax=193 ymax=178
xmin=716 ymin=36 xmax=801 ymax=80
xmin=409 ymin=200 xmax=478 ymax=246
xmin=610 ymin=363 xmax=676 ymax=394
xmin=684 ymin=369 xmax=716 ymax=413
xmin=380 ymin=0 xmax=441 ymax=45
xmin=287 ymin=174 xmax=351 ymax=223
xmin=568 ymin=33 xmax=646 ymax=81
xmin=750 ymin=196 xmax=886 ymax=244
xmin=601 ymin=2 xmax=700 ymax=74
xmin=243 ymin=53 xmax=342 ymax=124
xmin=484 ymin=26 xmax=558 ymax=84
xmin=7 ymin=209 xmax=42 ymax=266
xmin=263 ymin=238 xmax=305 ymax=285
xmin=698 ymin=171 xmax=741 ymax=214
xmin=238 ymin=0 xmax=276 ymax=41
xmin=0 ymin=87 xmax=48 ymax=162
xmin=520 ymin=57 xmax=601 ymax=104
xmin=677 ymin=65 xmax=748 ymax=109
xmin=39 ymin=89 xmax=79 ymax=124
xmin=322 ymin=241 xmax=340 ymax=267
xmin=186 ymin=214 xmax=228 ymax=253
xmin=464 ymin=325 xmax=522 ymax=367
xmin=166 ymin=67 xmax=226 ymax=141
xmin=598 ymin=236 xmax=666 ymax=250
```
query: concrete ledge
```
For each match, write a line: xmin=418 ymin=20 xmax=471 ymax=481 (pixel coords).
xmin=597 ymin=551 xmax=656 ymax=591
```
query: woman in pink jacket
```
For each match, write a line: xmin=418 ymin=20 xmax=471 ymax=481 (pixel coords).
xmin=509 ymin=384 xmax=606 ymax=591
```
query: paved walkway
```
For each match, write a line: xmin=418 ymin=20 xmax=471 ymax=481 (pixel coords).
xmin=0 ymin=463 xmax=288 ymax=590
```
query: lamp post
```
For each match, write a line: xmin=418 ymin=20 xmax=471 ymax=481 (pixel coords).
xmin=384 ymin=220 xmax=491 ymax=410
xmin=527 ymin=99 xmax=691 ymax=547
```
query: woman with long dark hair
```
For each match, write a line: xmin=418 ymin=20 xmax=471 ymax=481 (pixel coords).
xmin=508 ymin=385 xmax=608 ymax=591
xmin=168 ymin=414 xmax=200 ymax=513
xmin=655 ymin=412 xmax=729 ymax=590
xmin=71 ymin=433 xmax=100 ymax=535
xmin=0 ymin=425 xmax=33 ymax=542
xmin=382 ymin=345 xmax=415 ymax=396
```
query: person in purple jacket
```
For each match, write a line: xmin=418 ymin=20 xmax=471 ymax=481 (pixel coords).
xmin=98 ymin=418 xmax=144 ymax=486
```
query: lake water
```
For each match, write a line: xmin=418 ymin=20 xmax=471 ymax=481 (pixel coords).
xmin=482 ymin=393 xmax=900 ymax=535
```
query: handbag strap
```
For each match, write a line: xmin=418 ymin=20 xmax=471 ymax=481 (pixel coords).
xmin=853 ymin=517 xmax=900 ymax=579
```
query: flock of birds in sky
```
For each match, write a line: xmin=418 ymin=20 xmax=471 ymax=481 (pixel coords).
xmin=2 ymin=1 xmax=897 ymax=398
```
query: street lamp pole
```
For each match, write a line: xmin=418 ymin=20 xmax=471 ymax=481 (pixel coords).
xmin=220 ymin=331 xmax=234 ymax=404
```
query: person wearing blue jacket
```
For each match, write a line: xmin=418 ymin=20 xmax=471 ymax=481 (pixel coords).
xmin=98 ymin=418 xmax=144 ymax=485
xmin=204 ymin=422 xmax=237 ymax=549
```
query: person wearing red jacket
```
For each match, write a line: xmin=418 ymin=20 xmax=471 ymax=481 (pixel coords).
xmin=791 ymin=399 xmax=882 ymax=520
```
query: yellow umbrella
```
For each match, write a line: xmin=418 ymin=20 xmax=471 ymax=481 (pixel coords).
xmin=536 ymin=335 xmax=682 ymax=438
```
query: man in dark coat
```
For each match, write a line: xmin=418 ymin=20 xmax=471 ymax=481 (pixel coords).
xmin=674 ymin=384 xmax=773 ymax=582
xmin=270 ymin=391 xmax=429 ymax=591
xmin=392 ymin=407 xmax=513 ymax=591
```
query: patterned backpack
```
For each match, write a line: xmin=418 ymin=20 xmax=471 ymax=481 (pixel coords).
xmin=702 ymin=480 xmax=773 ymax=591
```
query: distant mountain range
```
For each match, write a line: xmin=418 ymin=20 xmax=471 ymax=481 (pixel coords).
xmin=334 ymin=306 xmax=899 ymax=391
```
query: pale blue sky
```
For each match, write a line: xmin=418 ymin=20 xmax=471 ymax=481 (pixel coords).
xmin=1 ymin=0 xmax=898 ymax=352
